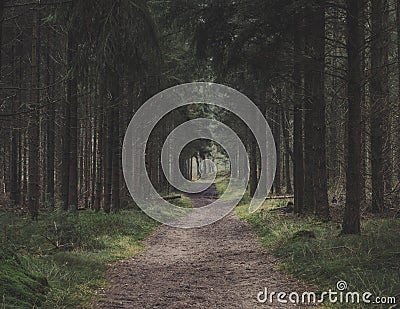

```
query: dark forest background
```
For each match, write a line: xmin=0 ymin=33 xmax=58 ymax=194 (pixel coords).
xmin=1 ymin=0 xmax=399 ymax=231
xmin=0 ymin=0 xmax=399 ymax=307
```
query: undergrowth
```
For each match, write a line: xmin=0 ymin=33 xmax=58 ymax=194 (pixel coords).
xmin=0 ymin=208 xmax=158 ymax=308
xmin=237 ymin=200 xmax=400 ymax=308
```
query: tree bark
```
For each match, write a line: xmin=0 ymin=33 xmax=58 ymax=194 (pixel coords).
xmin=281 ymin=108 xmax=293 ymax=194
xmin=303 ymin=10 xmax=315 ymax=213
xmin=94 ymin=85 xmax=104 ymax=212
xmin=396 ymin=0 xmax=400 ymax=201
xmin=293 ymin=21 xmax=305 ymax=213
xmin=111 ymin=75 xmax=120 ymax=212
xmin=369 ymin=0 xmax=388 ymax=213
xmin=28 ymin=5 xmax=40 ymax=220
xmin=45 ymin=28 xmax=55 ymax=209
xmin=342 ymin=0 xmax=362 ymax=235
xmin=104 ymin=89 xmax=113 ymax=214
xmin=273 ymin=102 xmax=282 ymax=195
xmin=305 ymin=0 xmax=330 ymax=221
xmin=10 ymin=43 xmax=19 ymax=206
xmin=67 ymin=29 xmax=79 ymax=212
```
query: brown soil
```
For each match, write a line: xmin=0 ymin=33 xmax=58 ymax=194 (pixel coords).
xmin=95 ymin=185 xmax=312 ymax=308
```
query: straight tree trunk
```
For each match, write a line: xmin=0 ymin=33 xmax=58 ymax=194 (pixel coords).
xmin=343 ymin=0 xmax=362 ymax=235
xmin=45 ymin=29 xmax=55 ymax=209
xmin=396 ymin=0 xmax=400 ymax=199
xmin=281 ymin=108 xmax=293 ymax=194
xmin=303 ymin=12 xmax=315 ymax=212
xmin=273 ymin=102 xmax=282 ymax=195
xmin=10 ymin=43 xmax=19 ymax=206
xmin=111 ymin=75 xmax=120 ymax=212
xmin=369 ymin=0 xmax=388 ymax=213
xmin=67 ymin=30 xmax=79 ymax=212
xmin=0 ymin=0 xmax=4 ymax=75
xmin=91 ymin=109 xmax=97 ymax=208
xmin=104 ymin=95 xmax=113 ymax=214
xmin=28 ymin=5 xmax=40 ymax=220
xmin=249 ymin=133 xmax=258 ymax=197
xmin=305 ymin=0 xmax=330 ymax=221
xmin=94 ymin=86 xmax=104 ymax=212
xmin=293 ymin=22 xmax=305 ymax=213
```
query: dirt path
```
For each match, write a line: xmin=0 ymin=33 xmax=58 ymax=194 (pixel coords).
xmin=95 ymin=185 xmax=310 ymax=308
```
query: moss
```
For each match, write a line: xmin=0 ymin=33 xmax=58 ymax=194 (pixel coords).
xmin=237 ymin=201 xmax=400 ymax=308
xmin=0 ymin=251 xmax=49 ymax=308
xmin=0 ymin=208 xmax=158 ymax=308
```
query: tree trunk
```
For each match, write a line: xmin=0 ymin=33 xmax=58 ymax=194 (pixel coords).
xmin=396 ymin=0 xmax=400 ymax=201
xmin=104 ymin=93 xmax=113 ymax=214
xmin=305 ymin=0 xmax=330 ymax=221
xmin=273 ymin=102 xmax=282 ymax=195
xmin=342 ymin=0 xmax=362 ymax=235
xmin=281 ymin=108 xmax=293 ymax=194
xmin=45 ymin=29 xmax=55 ymax=209
xmin=303 ymin=11 xmax=315 ymax=212
xmin=10 ymin=43 xmax=19 ymax=206
xmin=0 ymin=0 xmax=4 ymax=75
xmin=91 ymin=109 xmax=97 ymax=208
xmin=94 ymin=86 xmax=104 ymax=212
xmin=67 ymin=30 xmax=79 ymax=212
xmin=28 ymin=5 xmax=40 ymax=220
xmin=293 ymin=22 xmax=305 ymax=214
xmin=111 ymin=76 xmax=120 ymax=212
xmin=369 ymin=0 xmax=388 ymax=213
xmin=249 ymin=132 xmax=258 ymax=197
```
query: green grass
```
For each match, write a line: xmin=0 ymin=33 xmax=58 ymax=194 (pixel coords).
xmin=0 ymin=208 xmax=158 ymax=308
xmin=215 ymin=172 xmax=251 ymax=205
xmin=236 ymin=200 xmax=400 ymax=308
xmin=169 ymin=195 xmax=192 ymax=209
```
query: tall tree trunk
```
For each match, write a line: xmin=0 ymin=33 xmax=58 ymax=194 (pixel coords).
xmin=45 ymin=29 xmax=55 ymax=209
xmin=360 ymin=3 xmax=367 ymax=207
xmin=343 ymin=0 xmax=362 ymax=235
xmin=28 ymin=5 xmax=40 ymax=220
xmin=10 ymin=43 xmax=19 ymax=206
xmin=305 ymin=0 xmax=330 ymax=221
xmin=91 ymin=109 xmax=97 ymax=208
xmin=281 ymin=108 xmax=293 ymax=194
xmin=94 ymin=85 xmax=104 ymax=212
xmin=273 ymin=102 xmax=282 ymax=195
xmin=104 ymin=92 xmax=113 ymax=214
xmin=396 ymin=0 xmax=400 ymax=201
xmin=303 ymin=11 xmax=315 ymax=212
xmin=111 ymin=75 xmax=120 ymax=212
xmin=0 ymin=0 xmax=4 ymax=75
xmin=293 ymin=22 xmax=305 ymax=213
xmin=67 ymin=30 xmax=78 ymax=211
xmin=249 ymin=132 xmax=258 ymax=197
xmin=369 ymin=0 xmax=388 ymax=213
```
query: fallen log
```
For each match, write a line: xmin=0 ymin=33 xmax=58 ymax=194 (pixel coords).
xmin=162 ymin=195 xmax=182 ymax=200
xmin=267 ymin=195 xmax=294 ymax=200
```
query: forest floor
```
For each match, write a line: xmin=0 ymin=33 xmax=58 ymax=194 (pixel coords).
xmin=94 ymin=184 xmax=311 ymax=308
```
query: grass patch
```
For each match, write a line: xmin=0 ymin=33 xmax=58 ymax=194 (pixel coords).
xmin=215 ymin=173 xmax=251 ymax=205
xmin=237 ymin=200 xmax=400 ymax=308
xmin=0 ymin=209 xmax=158 ymax=308
xmin=169 ymin=195 xmax=192 ymax=209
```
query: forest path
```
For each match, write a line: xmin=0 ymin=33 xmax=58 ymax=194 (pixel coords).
xmin=95 ymin=185 xmax=309 ymax=308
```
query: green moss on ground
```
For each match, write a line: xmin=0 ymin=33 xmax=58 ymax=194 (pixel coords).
xmin=0 ymin=209 xmax=158 ymax=308
xmin=237 ymin=200 xmax=400 ymax=308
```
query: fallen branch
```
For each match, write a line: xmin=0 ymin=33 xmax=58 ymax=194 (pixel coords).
xmin=267 ymin=195 xmax=294 ymax=200
xmin=163 ymin=195 xmax=181 ymax=200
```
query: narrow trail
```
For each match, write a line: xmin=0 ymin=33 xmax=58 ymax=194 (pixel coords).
xmin=95 ymin=185 xmax=310 ymax=308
